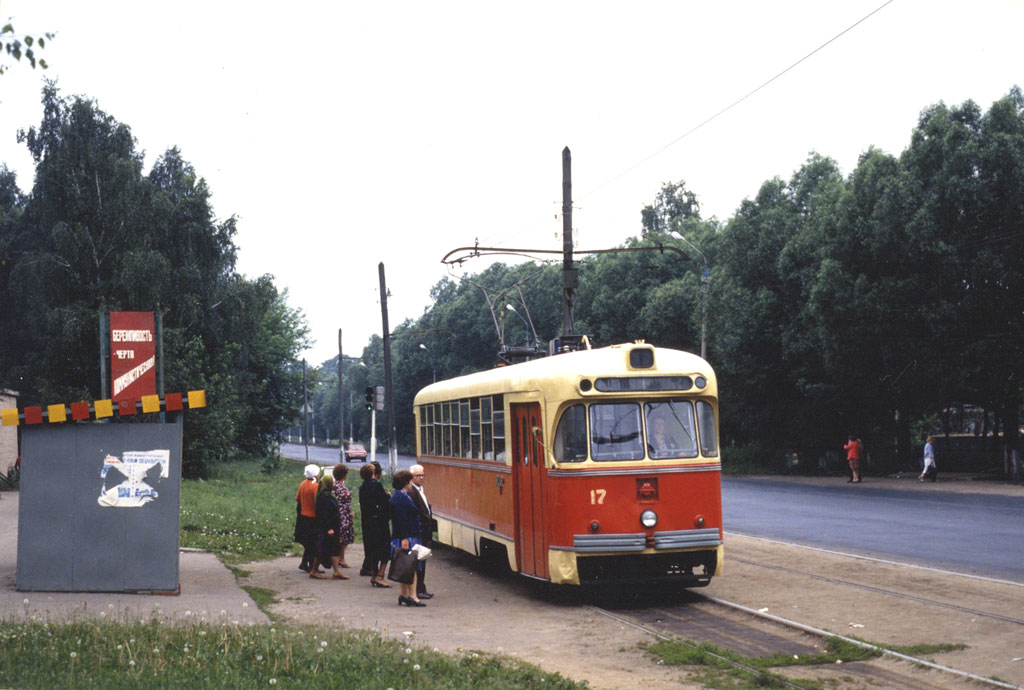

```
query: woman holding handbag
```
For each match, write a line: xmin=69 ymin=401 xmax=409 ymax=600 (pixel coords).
xmin=388 ymin=469 xmax=425 ymax=606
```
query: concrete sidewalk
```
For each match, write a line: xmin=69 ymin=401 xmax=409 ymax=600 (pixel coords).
xmin=0 ymin=491 xmax=267 ymax=625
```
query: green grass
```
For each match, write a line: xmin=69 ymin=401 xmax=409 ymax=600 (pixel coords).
xmin=179 ymin=459 xmax=366 ymax=565
xmin=645 ymin=635 xmax=971 ymax=689
xmin=0 ymin=619 xmax=586 ymax=690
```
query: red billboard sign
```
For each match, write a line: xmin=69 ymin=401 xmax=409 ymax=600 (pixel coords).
xmin=109 ymin=311 xmax=157 ymax=403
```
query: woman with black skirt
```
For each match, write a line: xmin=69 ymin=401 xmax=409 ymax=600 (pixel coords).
xmin=358 ymin=462 xmax=392 ymax=588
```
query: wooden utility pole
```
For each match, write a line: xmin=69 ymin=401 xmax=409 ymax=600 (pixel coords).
xmin=562 ymin=147 xmax=577 ymax=337
xmin=378 ymin=262 xmax=397 ymax=475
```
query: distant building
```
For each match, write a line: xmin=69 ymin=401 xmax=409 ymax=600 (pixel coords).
xmin=0 ymin=389 xmax=18 ymax=473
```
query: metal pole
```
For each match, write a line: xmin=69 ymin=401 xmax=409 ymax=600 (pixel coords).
xmin=302 ymin=359 xmax=309 ymax=463
xmin=369 ymin=407 xmax=377 ymax=469
xmin=379 ymin=262 xmax=398 ymax=476
xmin=99 ymin=310 xmax=108 ymax=400
xmin=157 ymin=311 xmax=166 ymax=423
xmin=561 ymin=147 xmax=576 ymax=337
xmin=338 ymin=329 xmax=344 ymax=462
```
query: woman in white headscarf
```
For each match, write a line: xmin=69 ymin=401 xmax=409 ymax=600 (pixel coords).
xmin=294 ymin=464 xmax=320 ymax=572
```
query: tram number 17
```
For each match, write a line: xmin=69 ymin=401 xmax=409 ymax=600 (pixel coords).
xmin=590 ymin=489 xmax=607 ymax=505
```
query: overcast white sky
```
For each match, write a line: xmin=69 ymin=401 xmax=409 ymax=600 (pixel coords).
xmin=2 ymin=1 xmax=1021 ymax=364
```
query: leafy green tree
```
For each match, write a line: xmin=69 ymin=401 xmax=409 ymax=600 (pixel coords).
xmin=1 ymin=22 xmax=52 ymax=74
xmin=641 ymin=180 xmax=700 ymax=235
xmin=0 ymin=84 xmax=308 ymax=477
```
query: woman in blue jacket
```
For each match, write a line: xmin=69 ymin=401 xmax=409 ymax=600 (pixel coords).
xmin=389 ymin=469 xmax=424 ymax=606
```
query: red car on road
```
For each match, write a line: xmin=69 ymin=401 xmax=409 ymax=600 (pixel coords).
xmin=345 ymin=442 xmax=367 ymax=462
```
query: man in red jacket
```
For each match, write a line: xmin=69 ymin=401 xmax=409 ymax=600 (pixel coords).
xmin=843 ymin=435 xmax=862 ymax=483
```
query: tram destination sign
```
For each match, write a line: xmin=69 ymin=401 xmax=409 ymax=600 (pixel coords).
xmin=110 ymin=311 xmax=157 ymax=403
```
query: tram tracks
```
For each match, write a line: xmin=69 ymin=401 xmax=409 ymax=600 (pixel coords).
xmin=730 ymin=554 xmax=1024 ymax=627
xmin=588 ymin=593 xmax=1022 ymax=690
xmin=580 ymin=536 xmax=1024 ymax=689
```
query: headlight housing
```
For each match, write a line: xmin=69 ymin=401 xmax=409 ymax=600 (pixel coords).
xmin=640 ymin=510 xmax=658 ymax=528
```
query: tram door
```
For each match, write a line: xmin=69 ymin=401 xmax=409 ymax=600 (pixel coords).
xmin=511 ymin=403 xmax=548 ymax=579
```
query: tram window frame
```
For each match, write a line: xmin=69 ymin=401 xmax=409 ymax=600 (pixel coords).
xmin=643 ymin=400 xmax=699 ymax=459
xmin=480 ymin=396 xmax=493 ymax=460
xmin=589 ymin=402 xmax=645 ymax=461
xmin=421 ymin=405 xmax=431 ymax=456
xmin=554 ymin=404 xmax=589 ymax=463
xmin=436 ymin=401 xmax=444 ymax=454
xmin=470 ymin=398 xmax=482 ymax=458
xmin=493 ymin=395 xmax=506 ymax=462
xmin=696 ymin=400 xmax=719 ymax=457
xmin=460 ymin=399 xmax=471 ymax=459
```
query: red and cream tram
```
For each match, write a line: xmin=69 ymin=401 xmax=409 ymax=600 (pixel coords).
xmin=413 ymin=341 xmax=723 ymax=586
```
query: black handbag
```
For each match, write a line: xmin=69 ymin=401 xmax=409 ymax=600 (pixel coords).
xmin=387 ymin=548 xmax=417 ymax=584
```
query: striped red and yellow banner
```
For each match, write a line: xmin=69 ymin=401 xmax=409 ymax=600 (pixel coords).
xmin=0 ymin=390 xmax=206 ymax=426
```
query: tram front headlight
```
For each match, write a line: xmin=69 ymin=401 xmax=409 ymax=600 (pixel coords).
xmin=640 ymin=510 xmax=658 ymax=528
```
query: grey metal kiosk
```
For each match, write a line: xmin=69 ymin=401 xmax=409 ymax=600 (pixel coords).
xmin=16 ymin=419 xmax=183 ymax=593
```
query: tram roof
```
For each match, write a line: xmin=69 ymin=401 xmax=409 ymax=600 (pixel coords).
xmin=413 ymin=342 xmax=714 ymax=405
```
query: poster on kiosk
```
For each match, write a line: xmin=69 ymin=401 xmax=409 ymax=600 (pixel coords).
xmin=110 ymin=311 xmax=157 ymax=403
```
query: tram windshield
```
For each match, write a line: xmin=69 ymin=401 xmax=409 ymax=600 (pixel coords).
xmin=644 ymin=400 xmax=698 ymax=459
xmin=554 ymin=399 xmax=719 ymax=463
xmin=589 ymin=403 xmax=644 ymax=461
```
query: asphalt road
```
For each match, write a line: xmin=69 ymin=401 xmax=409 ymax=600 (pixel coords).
xmin=280 ymin=442 xmax=417 ymax=472
xmin=722 ymin=476 xmax=1024 ymax=582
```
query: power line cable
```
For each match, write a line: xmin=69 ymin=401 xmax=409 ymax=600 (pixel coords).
xmin=581 ymin=0 xmax=897 ymax=201
xmin=476 ymin=1 xmax=897 ymax=251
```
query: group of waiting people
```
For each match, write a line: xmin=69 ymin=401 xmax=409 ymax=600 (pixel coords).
xmin=294 ymin=460 xmax=434 ymax=606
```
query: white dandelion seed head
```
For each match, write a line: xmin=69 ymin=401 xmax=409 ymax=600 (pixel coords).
xmin=413 ymin=664 xmax=421 ymax=671
xmin=269 ymin=680 xmax=277 ymax=686
xmin=128 ymin=660 xmax=135 ymax=666
xmin=70 ymin=652 xmax=77 ymax=658
xmin=320 ymin=640 xmax=328 ymax=648
xmin=405 ymin=647 xmax=412 ymax=654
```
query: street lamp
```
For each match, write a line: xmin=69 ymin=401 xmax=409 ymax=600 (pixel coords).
xmin=506 ymin=304 xmax=533 ymax=347
xmin=419 ymin=343 xmax=436 ymax=383
xmin=669 ymin=230 xmax=708 ymax=361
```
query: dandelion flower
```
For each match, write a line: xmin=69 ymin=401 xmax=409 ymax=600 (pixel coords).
xmin=320 ymin=640 xmax=328 ymax=648
xmin=405 ymin=648 xmax=412 ymax=654
xmin=413 ymin=664 xmax=421 ymax=671
xmin=70 ymin=652 xmax=77 ymax=658
xmin=269 ymin=680 xmax=277 ymax=686
xmin=129 ymin=660 xmax=135 ymax=667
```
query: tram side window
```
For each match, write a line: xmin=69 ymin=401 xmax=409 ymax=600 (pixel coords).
xmin=589 ymin=403 xmax=645 ymax=461
xmin=493 ymin=395 xmax=506 ymax=462
xmin=460 ymin=400 xmax=471 ymax=459
xmin=696 ymin=400 xmax=719 ymax=457
xmin=470 ymin=398 xmax=481 ymax=458
xmin=436 ymin=401 xmax=444 ymax=454
xmin=644 ymin=400 xmax=698 ymax=459
xmin=448 ymin=397 xmax=460 ymax=456
xmin=481 ymin=396 xmax=493 ymax=460
xmin=554 ymin=404 xmax=588 ymax=463
xmin=420 ymin=405 xmax=431 ymax=455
